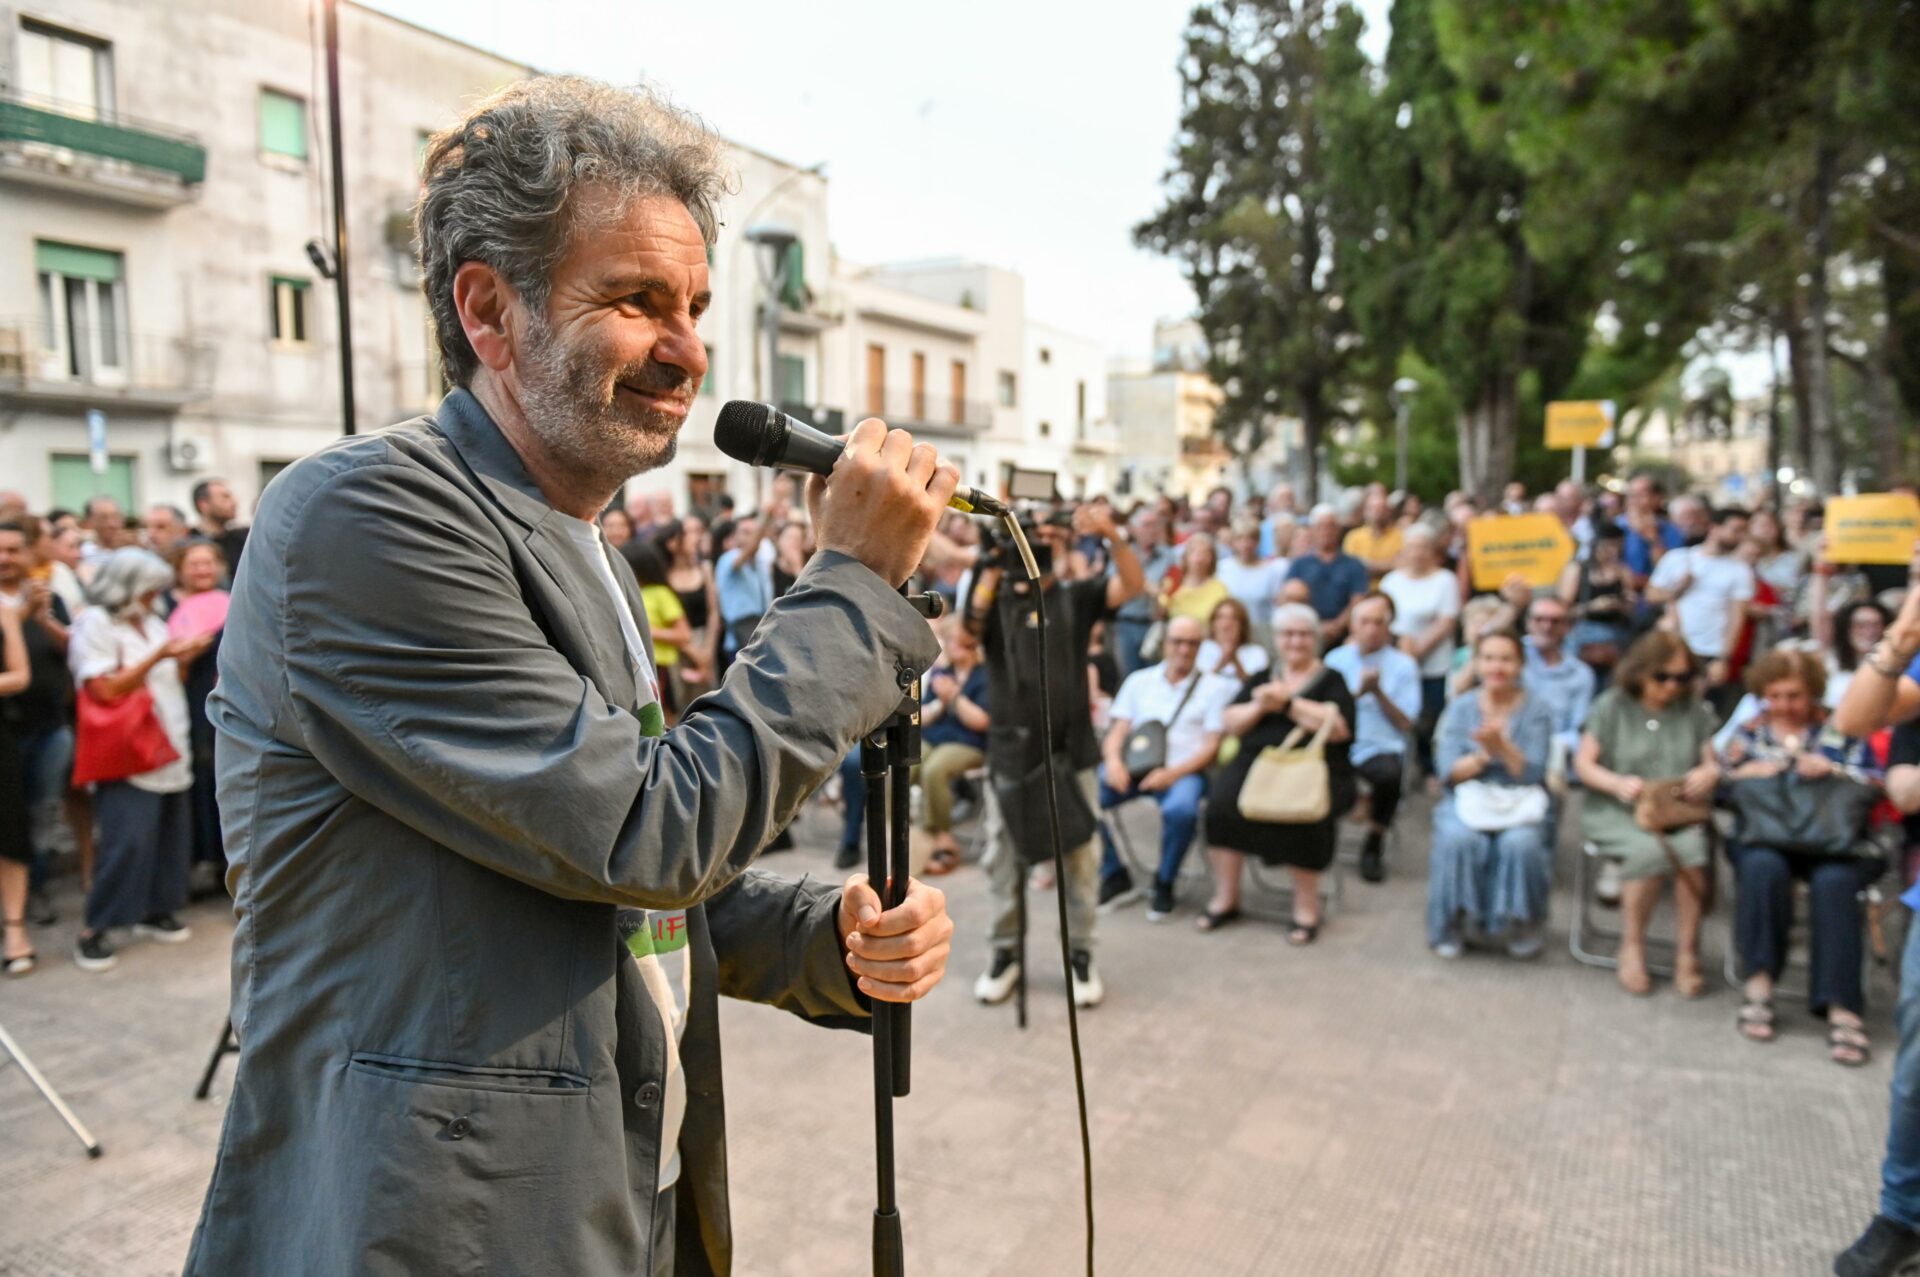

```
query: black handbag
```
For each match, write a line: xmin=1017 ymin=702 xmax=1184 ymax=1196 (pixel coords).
xmin=1725 ymin=771 xmax=1878 ymax=857
xmin=1121 ymin=672 xmax=1204 ymax=783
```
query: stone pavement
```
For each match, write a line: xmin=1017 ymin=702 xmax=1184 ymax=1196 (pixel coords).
xmin=0 ymin=791 xmax=1904 ymax=1276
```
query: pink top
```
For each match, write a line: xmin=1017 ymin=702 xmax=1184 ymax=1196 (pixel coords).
xmin=167 ymin=589 xmax=230 ymax=640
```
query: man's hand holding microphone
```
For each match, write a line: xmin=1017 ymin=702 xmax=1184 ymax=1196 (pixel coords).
xmin=807 ymin=416 xmax=963 ymax=1002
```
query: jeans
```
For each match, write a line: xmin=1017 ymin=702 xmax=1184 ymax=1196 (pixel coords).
xmin=1426 ymin=798 xmax=1553 ymax=946
xmin=1729 ymin=842 xmax=1881 ymax=1015
xmin=87 ymin=782 xmax=190 ymax=932
xmin=1112 ymin=617 xmax=1153 ymax=681
xmin=19 ymin=724 xmax=72 ymax=894
xmin=1881 ymin=919 xmax=1920 ymax=1229
xmin=837 ymin=750 xmax=867 ymax=852
xmin=1097 ymin=772 xmax=1205 ymax=887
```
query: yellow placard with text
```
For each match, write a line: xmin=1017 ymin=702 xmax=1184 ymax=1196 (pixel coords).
xmin=1545 ymin=400 xmax=1611 ymax=449
xmin=1467 ymin=513 xmax=1576 ymax=592
xmin=1823 ymin=494 xmax=1920 ymax=566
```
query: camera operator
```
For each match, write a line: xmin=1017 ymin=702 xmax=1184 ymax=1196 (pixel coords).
xmin=964 ymin=503 xmax=1143 ymax=1009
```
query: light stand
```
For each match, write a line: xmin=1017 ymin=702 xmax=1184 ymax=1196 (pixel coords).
xmin=0 ymin=1019 xmax=102 ymax=1158
xmin=859 ymin=586 xmax=943 ymax=1277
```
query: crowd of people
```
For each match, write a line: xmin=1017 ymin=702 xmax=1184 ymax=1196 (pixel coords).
xmin=6 ymin=461 xmax=1920 ymax=1273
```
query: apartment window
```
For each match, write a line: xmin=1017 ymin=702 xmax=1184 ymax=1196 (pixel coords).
xmin=51 ymin=453 xmax=134 ymax=513
xmin=270 ymin=276 xmax=311 ymax=344
xmin=1039 ymin=420 xmax=1052 ymax=438
xmin=259 ymin=460 xmax=294 ymax=493
xmin=259 ymin=88 xmax=308 ymax=162
xmin=18 ymin=21 xmax=113 ymax=118
xmin=35 ymin=240 xmax=125 ymax=384
xmin=1076 ymin=380 xmax=1087 ymax=428
xmin=1038 ymin=347 xmax=1051 ymax=364
xmin=776 ymin=354 xmax=805 ymax=406
xmin=910 ymin=352 xmax=927 ymax=421
xmin=997 ymin=370 xmax=1017 ymax=408
xmin=951 ymin=360 xmax=967 ymax=424
xmin=686 ymin=472 xmax=728 ymax=513
xmin=700 ymin=344 xmax=717 ymax=396
xmin=415 ymin=128 xmax=434 ymax=177
xmin=866 ymin=343 xmax=886 ymax=418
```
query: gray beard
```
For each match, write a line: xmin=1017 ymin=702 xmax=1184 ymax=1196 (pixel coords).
xmin=517 ymin=316 xmax=684 ymax=483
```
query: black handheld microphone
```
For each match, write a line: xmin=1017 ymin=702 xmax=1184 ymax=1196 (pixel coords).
xmin=713 ymin=400 xmax=1009 ymax=517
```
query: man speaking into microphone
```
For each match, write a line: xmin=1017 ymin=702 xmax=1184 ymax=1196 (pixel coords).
xmin=186 ymin=76 xmax=955 ymax=1277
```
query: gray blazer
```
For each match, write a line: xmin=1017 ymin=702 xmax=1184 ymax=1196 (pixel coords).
xmin=184 ymin=390 xmax=938 ymax=1277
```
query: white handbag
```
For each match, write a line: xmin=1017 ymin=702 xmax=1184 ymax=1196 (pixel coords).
xmin=1453 ymin=780 xmax=1550 ymax=833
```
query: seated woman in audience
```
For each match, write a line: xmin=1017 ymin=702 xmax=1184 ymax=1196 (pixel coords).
xmin=1199 ymin=602 xmax=1354 ymax=943
xmin=68 ymin=549 xmax=210 ymax=972
xmin=1574 ymin=631 xmax=1721 ymax=996
xmin=1823 ymin=600 xmax=1891 ymax=712
xmin=916 ymin=617 xmax=990 ymax=876
xmin=1164 ymin=534 xmax=1229 ymax=625
xmin=1198 ymin=597 xmax=1268 ymax=685
xmin=1428 ymin=629 xmax=1557 ymax=960
xmin=1720 ymin=648 xmax=1885 ymax=1066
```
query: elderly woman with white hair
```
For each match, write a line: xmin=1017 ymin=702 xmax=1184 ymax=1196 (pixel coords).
xmin=67 ymin=547 xmax=212 ymax=971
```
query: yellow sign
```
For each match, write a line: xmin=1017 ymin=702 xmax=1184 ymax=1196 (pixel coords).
xmin=1467 ymin=513 xmax=1576 ymax=591
xmin=1823 ymin=494 xmax=1920 ymax=566
xmin=1545 ymin=400 xmax=1612 ymax=449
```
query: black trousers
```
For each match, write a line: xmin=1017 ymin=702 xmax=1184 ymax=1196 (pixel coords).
xmin=86 ymin=782 xmax=190 ymax=932
xmin=1355 ymin=753 xmax=1405 ymax=829
xmin=1730 ymin=842 xmax=1882 ymax=1015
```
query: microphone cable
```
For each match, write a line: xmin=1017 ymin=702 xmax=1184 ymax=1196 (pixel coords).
xmin=1000 ymin=515 xmax=1095 ymax=1276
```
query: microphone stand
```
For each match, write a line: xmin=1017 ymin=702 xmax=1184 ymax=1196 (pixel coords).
xmin=860 ymin=587 xmax=943 ymax=1277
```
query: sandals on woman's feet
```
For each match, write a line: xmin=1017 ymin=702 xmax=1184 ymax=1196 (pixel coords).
xmin=1617 ymin=950 xmax=1652 ymax=997
xmin=1194 ymin=907 xmax=1241 ymax=933
xmin=2 ymin=918 xmax=36 ymax=977
xmin=1829 ymin=1021 xmax=1872 ymax=1067
xmin=1737 ymin=997 xmax=1777 ymax=1043
xmin=1673 ymin=955 xmax=1706 ymax=1000
xmin=1286 ymin=919 xmax=1321 ymax=947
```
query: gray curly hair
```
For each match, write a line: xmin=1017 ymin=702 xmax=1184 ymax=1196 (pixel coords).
xmin=416 ymin=76 xmax=731 ymax=387
xmin=86 ymin=547 xmax=175 ymax=619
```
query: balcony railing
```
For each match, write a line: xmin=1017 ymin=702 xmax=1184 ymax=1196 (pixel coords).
xmin=0 ymin=317 xmax=215 ymax=407
xmin=855 ymin=389 xmax=994 ymax=432
xmin=0 ymin=92 xmax=206 ymax=203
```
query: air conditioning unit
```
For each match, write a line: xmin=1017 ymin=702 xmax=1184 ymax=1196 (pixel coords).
xmin=168 ymin=433 xmax=214 ymax=473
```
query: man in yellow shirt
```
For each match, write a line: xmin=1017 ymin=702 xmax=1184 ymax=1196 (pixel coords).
xmin=1343 ymin=488 xmax=1404 ymax=578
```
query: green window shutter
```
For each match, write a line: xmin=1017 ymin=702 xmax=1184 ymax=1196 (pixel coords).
xmin=700 ymin=344 xmax=716 ymax=396
xmin=51 ymin=454 xmax=134 ymax=512
xmin=776 ymin=354 xmax=805 ymax=404
xmin=259 ymin=89 xmax=308 ymax=159
xmin=35 ymin=240 xmax=122 ymax=282
xmin=269 ymin=274 xmax=310 ymax=292
xmin=779 ymin=241 xmax=805 ymax=309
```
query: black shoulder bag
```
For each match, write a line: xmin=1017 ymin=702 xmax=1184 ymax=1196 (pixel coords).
xmin=1122 ymin=672 xmax=1204 ymax=784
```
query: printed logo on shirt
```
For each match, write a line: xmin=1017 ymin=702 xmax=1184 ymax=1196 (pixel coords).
xmin=620 ymin=909 xmax=690 ymax=959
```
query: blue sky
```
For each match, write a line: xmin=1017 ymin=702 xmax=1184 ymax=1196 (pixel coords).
xmin=368 ymin=0 xmax=1394 ymax=360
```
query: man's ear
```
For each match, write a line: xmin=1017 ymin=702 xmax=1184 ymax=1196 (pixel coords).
xmin=452 ymin=261 xmax=521 ymax=375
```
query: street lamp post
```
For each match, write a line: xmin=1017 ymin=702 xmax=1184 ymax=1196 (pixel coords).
xmin=1390 ymin=377 xmax=1419 ymax=495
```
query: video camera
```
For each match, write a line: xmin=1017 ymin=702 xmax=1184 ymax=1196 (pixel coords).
xmin=979 ymin=504 xmax=1074 ymax=575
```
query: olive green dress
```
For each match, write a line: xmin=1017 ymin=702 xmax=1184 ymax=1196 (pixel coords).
xmin=1579 ymin=687 xmax=1719 ymax=880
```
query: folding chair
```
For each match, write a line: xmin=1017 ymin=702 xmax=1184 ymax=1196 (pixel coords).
xmin=1240 ymin=840 xmax=1346 ymax=923
xmin=1569 ymin=840 xmax=1680 ymax=978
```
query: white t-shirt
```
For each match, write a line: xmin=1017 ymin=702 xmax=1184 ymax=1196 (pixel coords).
xmin=1110 ymin=664 xmax=1236 ymax=770
xmin=1649 ymin=547 xmax=1755 ymax=659
xmin=1216 ymin=557 xmax=1288 ymax=616
xmin=1380 ymin=568 xmax=1462 ymax=678
xmin=1196 ymin=639 xmax=1270 ymax=682
xmin=69 ymin=610 xmax=194 ymax=793
xmin=556 ymin=515 xmax=690 ymax=1189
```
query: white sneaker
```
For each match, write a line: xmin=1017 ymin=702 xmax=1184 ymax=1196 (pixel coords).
xmin=1506 ymin=923 xmax=1544 ymax=960
xmin=1433 ymin=934 xmax=1464 ymax=961
xmin=1596 ymin=859 xmax=1623 ymax=907
xmin=973 ymin=950 xmax=1020 ymax=1004
xmin=1070 ymin=951 xmax=1104 ymax=1008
